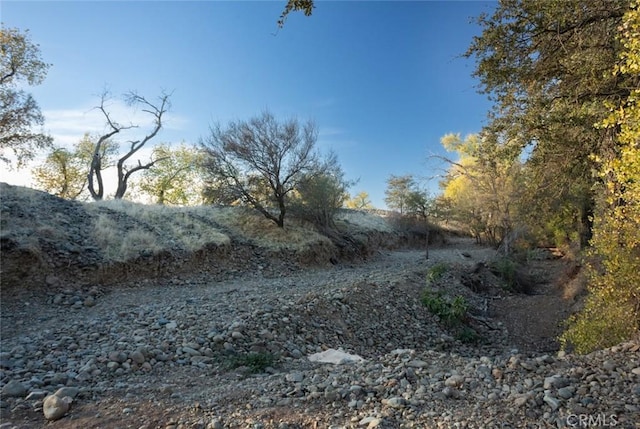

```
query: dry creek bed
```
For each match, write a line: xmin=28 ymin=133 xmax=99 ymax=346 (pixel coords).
xmin=1 ymin=239 xmax=639 ymax=428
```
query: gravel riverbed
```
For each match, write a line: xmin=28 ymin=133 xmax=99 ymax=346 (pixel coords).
xmin=1 ymin=240 xmax=639 ymax=428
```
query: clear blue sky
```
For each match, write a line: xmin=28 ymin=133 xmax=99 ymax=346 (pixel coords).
xmin=2 ymin=0 xmax=495 ymax=208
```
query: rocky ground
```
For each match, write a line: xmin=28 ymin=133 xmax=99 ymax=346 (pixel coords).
xmin=1 ymin=237 xmax=639 ymax=428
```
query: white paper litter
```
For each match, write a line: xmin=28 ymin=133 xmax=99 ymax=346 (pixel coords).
xmin=307 ymin=349 xmax=365 ymax=365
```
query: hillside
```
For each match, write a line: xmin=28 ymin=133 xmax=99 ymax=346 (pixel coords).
xmin=0 ymin=183 xmax=429 ymax=292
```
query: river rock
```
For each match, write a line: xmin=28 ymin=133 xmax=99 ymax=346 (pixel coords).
xmin=43 ymin=394 xmax=71 ymax=421
xmin=1 ymin=380 xmax=26 ymax=398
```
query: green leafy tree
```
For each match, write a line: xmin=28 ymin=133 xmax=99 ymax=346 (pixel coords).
xmin=200 ymin=110 xmax=324 ymax=228
xmin=466 ymin=0 xmax=630 ymax=248
xmin=405 ymin=188 xmax=433 ymax=221
xmin=32 ymin=147 xmax=85 ymax=199
xmin=135 ymin=143 xmax=204 ymax=206
xmin=384 ymin=175 xmax=416 ymax=215
xmin=345 ymin=191 xmax=373 ymax=210
xmin=0 ymin=26 xmax=52 ymax=167
xmin=32 ymin=133 xmax=117 ymax=200
xmin=437 ymin=133 xmax=521 ymax=246
xmin=290 ymin=153 xmax=353 ymax=229
xmin=562 ymin=2 xmax=640 ymax=353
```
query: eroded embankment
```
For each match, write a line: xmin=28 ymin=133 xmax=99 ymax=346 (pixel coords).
xmin=0 ymin=183 xmax=434 ymax=292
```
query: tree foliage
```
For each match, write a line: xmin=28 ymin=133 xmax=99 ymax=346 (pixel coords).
xmin=561 ymin=2 xmax=640 ymax=353
xmin=0 ymin=26 xmax=52 ymax=167
xmin=345 ymin=191 xmax=373 ymax=210
xmin=289 ymin=152 xmax=353 ymax=228
xmin=200 ymin=110 xmax=325 ymax=228
xmin=466 ymin=0 xmax=630 ymax=249
xmin=384 ymin=175 xmax=415 ymax=215
xmin=465 ymin=0 xmax=639 ymax=350
xmin=278 ymin=0 xmax=315 ymax=27
xmin=32 ymin=147 xmax=85 ymax=199
xmin=135 ymin=143 xmax=204 ymax=206
xmin=32 ymin=133 xmax=117 ymax=200
xmin=437 ymin=133 xmax=521 ymax=247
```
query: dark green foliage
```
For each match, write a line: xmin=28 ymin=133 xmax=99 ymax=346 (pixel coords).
xmin=454 ymin=326 xmax=483 ymax=344
xmin=422 ymin=290 xmax=468 ymax=326
xmin=490 ymin=257 xmax=517 ymax=291
xmin=278 ymin=0 xmax=315 ymax=27
xmin=426 ymin=263 xmax=448 ymax=285
xmin=224 ymin=352 xmax=275 ymax=374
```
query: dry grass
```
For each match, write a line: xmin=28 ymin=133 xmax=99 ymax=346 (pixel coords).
xmin=1 ymin=184 xmax=398 ymax=267
xmin=334 ymin=209 xmax=394 ymax=233
xmin=85 ymin=202 xmax=391 ymax=261
xmin=86 ymin=200 xmax=230 ymax=261
xmin=192 ymin=206 xmax=332 ymax=251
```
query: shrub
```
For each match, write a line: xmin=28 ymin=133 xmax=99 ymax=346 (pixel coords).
xmin=455 ymin=326 xmax=483 ymax=344
xmin=490 ymin=257 xmax=517 ymax=290
xmin=422 ymin=290 xmax=468 ymax=326
xmin=426 ymin=263 xmax=448 ymax=285
xmin=224 ymin=352 xmax=276 ymax=373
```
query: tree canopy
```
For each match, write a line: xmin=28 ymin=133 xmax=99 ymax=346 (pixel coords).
xmin=135 ymin=143 xmax=204 ymax=206
xmin=0 ymin=26 xmax=52 ymax=167
xmin=200 ymin=110 xmax=326 ymax=228
xmin=467 ymin=0 xmax=630 ymax=248
xmin=462 ymin=0 xmax=639 ymax=351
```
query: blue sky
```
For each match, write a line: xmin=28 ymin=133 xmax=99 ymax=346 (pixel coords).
xmin=2 ymin=0 xmax=495 ymax=208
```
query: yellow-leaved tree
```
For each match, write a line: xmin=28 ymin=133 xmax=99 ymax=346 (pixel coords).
xmin=562 ymin=2 xmax=640 ymax=353
xmin=437 ymin=133 xmax=522 ymax=247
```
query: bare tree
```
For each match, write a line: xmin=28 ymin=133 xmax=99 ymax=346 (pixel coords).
xmin=200 ymin=110 xmax=320 ymax=228
xmin=88 ymin=91 xmax=171 ymax=200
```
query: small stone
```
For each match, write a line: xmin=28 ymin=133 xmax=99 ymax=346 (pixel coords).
xmin=45 ymin=275 xmax=59 ymax=286
xmin=407 ymin=360 xmax=428 ymax=368
xmin=207 ymin=419 xmax=223 ymax=429
xmin=543 ymin=376 xmax=569 ymax=389
xmin=285 ymin=372 xmax=304 ymax=383
xmin=442 ymin=386 xmax=457 ymax=398
xmin=557 ymin=387 xmax=574 ymax=399
xmin=43 ymin=394 xmax=70 ymax=421
xmin=492 ymin=368 xmax=503 ymax=380
xmin=54 ymin=387 xmax=79 ymax=399
xmin=26 ymin=390 xmax=48 ymax=401
xmin=631 ymin=367 xmax=640 ymax=376
xmin=231 ymin=331 xmax=244 ymax=340
xmin=602 ymin=360 xmax=616 ymax=371
xmin=2 ymin=380 xmax=27 ymax=397
xmin=130 ymin=350 xmax=146 ymax=364
xmin=384 ymin=397 xmax=406 ymax=408
xmin=165 ymin=322 xmax=178 ymax=331
xmin=83 ymin=296 xmax=96 ymax=307
xmin=181 ymin=347 xmax=201 ymax=357
xmin=109 ymin=351 xmax=127 ymax=364
xmin=445 ymin=374 xmax=464 ymax=387
xmin=359 ymin=417 xmax=381 ymax=427
xmin=513 ymin=394 xmax=531 ymax=407
xmin=543 ymin=394 xmax=560 ymax=410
